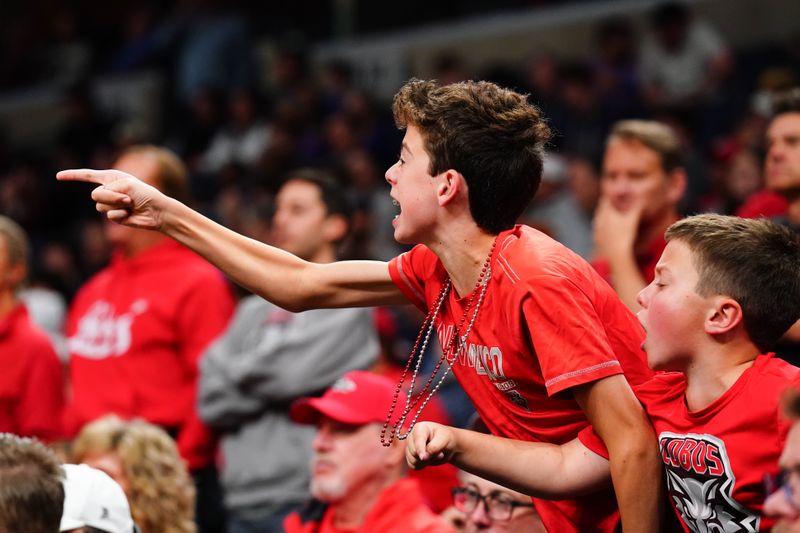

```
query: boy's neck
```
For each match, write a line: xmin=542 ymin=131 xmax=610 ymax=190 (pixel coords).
xmin=427 ymin=226 xmax=498 ymax=298
xmin=682 ymin=343 xmax=760 ymax=412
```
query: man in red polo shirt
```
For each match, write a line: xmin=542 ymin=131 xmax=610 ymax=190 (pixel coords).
xmin=593 ymin=120 xmax=687 ymax=311
xmin=284 ymin=370 xmax=453 ymax=533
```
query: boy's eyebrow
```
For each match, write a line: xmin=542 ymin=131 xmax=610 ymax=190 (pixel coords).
xmin=401 ymin=142 xmax=413 ymax=157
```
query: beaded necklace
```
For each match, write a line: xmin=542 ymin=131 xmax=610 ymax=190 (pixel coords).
xmin=380 ymin=238 xmax=497 ymax=447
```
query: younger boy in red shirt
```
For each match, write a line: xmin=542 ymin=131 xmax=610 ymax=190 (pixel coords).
xmin=409 ymin=214 xmax=800 ymax=533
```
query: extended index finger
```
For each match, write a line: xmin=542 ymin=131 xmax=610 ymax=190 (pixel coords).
xmin=56 ymin=168 xmax=128 ymax=186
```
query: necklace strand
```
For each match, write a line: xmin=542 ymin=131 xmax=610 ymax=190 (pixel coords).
xmin=380 ymin=239 xmax=496 ymax=446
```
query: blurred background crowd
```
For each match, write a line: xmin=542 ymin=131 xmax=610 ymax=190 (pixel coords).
xmin=1 ymin=0 xmax=798 ymax=303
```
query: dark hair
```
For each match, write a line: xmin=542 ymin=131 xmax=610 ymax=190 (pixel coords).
xmin=651 ymin=2 xmax=690 ymax=28
xmin=665 ymin=214 xmax=800 ymax=352
xmin=0 ymin=434 xmax=64 ymax=533
xmin=282 ymin=168 xmax=353 ymax=224
xmin=392 ymin=78 xmax=551 ymax=234
xmin=772 ymin=88 xmax=800 ymax=117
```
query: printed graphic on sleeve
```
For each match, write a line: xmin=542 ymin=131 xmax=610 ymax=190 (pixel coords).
xmin=659 ymin=432 xmax=759 ymax=533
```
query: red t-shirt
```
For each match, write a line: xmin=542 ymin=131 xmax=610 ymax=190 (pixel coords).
xmin=591 ymin=228 xmax=669 ymax=285
xmin=737 ymin=190 xmax=788 ymax=219
xmin=283 ymin=478 xmax=453 ymax=533
xmin=581 ymin=354 xmax=800 ymax=533
xmin=0 ymin=304 xmax=64 ymax=441
xmin=65 ymin=240 xmax=234 ymax=468
xmin=389 ymin=225 xmax=652 ymax=532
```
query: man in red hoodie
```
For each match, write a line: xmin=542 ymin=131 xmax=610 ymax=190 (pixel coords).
xmin=64 ymin=145 xmax=234 ymax=532
xmin=284 ymin=370 xmax=454 ymax=533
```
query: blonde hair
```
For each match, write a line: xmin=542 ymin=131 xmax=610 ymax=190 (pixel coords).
xmin=71 ymin=416 xmax=196 ymax=533
xmin=0 ymin=216 xmax=29 ymax=291
xmin=119 ymin=145 xmax=190 ymax=204
xmin=608 ymin=120 xmax=683 ymax=173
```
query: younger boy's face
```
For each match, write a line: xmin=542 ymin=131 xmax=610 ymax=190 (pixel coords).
xmin=636 ymin=239 xmax=707 ymax=371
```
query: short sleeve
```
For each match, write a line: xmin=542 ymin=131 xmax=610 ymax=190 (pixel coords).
xmin=388 ymin=245 xmax=435 ymax=312
xmin=523 ymin=274 xmax=624 ymax=396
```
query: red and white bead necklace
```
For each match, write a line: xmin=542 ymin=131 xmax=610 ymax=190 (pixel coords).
xmin=380 ymin=238 xmax=497 ymax=447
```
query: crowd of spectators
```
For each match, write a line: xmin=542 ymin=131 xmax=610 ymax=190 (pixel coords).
xmin=4 ymin=1 xmax=800 ymax=532
xmin=0 ymin=2 xmax=797 ymax=304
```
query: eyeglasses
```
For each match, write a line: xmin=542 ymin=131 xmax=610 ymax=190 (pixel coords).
xmin=451 ymin=486 xmax=535 ymax=521
xmin=764 ymin=465 xmax=800 ymax=511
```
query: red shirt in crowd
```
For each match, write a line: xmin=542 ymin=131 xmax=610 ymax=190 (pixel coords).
xmin=591 ymin=228 xmax=669 ymax=285
xmin=0 ymin=304 xmax=64 ymax=441
xmin=581 ymin=354 xmax=800 ymax=533
xmin=65 ymin=239 xmax=234 ymax=469
xmin=389 ymin=225 xmax=652 ymax=533
xmin=283 ymin=478 xmax=453 ymax=533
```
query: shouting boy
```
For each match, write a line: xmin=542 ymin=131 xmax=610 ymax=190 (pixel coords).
xmin=59 ymin=79 xmax=659 ymax=532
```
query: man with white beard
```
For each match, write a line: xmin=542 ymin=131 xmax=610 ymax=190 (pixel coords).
xmin=283 ymin=371 xmax=454 ymax=533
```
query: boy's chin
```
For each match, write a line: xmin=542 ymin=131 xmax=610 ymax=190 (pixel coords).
xmin=647 ymin=354 xmax=684 ymax=373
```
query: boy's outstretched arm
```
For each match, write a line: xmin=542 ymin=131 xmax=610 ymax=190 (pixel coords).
xmin=573 ymin=374 xmax=663 ymax=533
xmin=57 ymin=169 xmax=405 ymax=310
xmin=407 ymin=422 xmax=612 ymax=499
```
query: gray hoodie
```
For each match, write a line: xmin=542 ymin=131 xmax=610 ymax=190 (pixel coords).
xmin=198 ymin=296 xmax=378 ymax=511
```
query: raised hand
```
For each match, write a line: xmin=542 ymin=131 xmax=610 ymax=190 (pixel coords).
xmin=592 ymin=195 xmax=643 ymax=260
xmin=57 ymin=169 xmax=170 ymax=230
xmin=406 ymin=421 xmax=457 ymax=470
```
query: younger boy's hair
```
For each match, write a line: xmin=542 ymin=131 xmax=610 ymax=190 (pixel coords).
xmin=0 ymin=433 xmax=64 ymax=533
xmin=392 ymin=78 xmax=551 ymax=234
xmin=665 ymin=214 xmax=800 ymax=352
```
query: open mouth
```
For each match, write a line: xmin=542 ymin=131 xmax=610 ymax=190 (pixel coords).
xmin=392 ymin=198 xmax=401 ymax=221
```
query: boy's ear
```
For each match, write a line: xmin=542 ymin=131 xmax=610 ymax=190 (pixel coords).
xmin=436 ymin=170 xmax=464 ymax=207
xmin=705 ymin=296 xmax=744 ymax=335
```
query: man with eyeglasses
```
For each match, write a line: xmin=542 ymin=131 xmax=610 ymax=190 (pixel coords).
xmin=765 ymin=390 xmax=800 ymax=532
xmin=447 ymin=472 xmax=545 ymax=533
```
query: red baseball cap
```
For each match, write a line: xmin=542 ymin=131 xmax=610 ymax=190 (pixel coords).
xmin=290 ymin=370 xmax=408 ymax=427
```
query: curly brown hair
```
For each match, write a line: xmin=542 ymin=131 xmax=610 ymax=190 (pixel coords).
xmin=392 ymin=79 xmax=551 ymax=234
xmin=71 ymin=416 xmax=196 ymax=533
